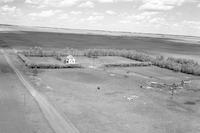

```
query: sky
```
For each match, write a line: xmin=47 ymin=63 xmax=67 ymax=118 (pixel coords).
xmin=0 ymin=0 xmax=200 ymax=36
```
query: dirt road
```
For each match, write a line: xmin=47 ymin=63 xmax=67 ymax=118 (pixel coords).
xmin=0 ymin=49 xmax=55 ymax=133
xmin=0 ymin=49 xmax=79 ymax=133
xmin=0 ymin=51 xmax=33 ymax=133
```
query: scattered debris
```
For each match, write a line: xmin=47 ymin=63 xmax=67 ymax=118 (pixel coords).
xmin=142 ymin=80 xmax=188 ymax=99
xmin=146 ymin=86 xmax=153 ymax=89
xmin=181 ymin=80 xmax=191 ymax=86
xmin=124 ymin=95 xmax=139 ymax=101
xmin=150 ymin=81 xmax=166 ymax=88
xmin=89 ymin=65 xmax=96 ymax=69
xmin=46 ymin=86 xmax=53 ymax=90
xmin=170 ymin=86 xmax=175 ymax=98
xmin=110 ymin=73 xmax=115 ymax=76
xmin=97 ymin=86 xmax=100 ymax=90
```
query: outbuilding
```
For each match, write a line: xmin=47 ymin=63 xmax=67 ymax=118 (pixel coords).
xmin=64 ymin=55 xmax=76 ymax=64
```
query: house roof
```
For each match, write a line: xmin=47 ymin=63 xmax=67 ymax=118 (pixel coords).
xmin=66 ymin=55 xmax=74 ymax=59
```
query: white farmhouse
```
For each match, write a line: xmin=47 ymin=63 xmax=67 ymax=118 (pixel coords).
xmin=64 ymin=55 xmax=76 ymax=64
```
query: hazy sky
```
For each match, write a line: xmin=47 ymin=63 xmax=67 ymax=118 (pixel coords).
xmin=0 ymin=0 xmax=200 ymax=36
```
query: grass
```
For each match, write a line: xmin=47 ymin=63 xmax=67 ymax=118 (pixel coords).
xmin=2 ymin=28 xmax=200 ymax=55
xmin=82 ymin=48 xmax=200 ymax=76
xmin=26 ymin=63 xmax=82 ymax=69
xmin=20 ymin=47 xmax=200 ymax=75
xmin=104 ymin=62 xmax=152 ymax=68
xmin=153 ymin=56 xmax=200 ymax=75
xmin=18 ymin=51 xmax=82 ymax=69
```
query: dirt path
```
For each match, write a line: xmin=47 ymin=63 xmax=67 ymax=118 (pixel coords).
xmin=0 ymin=52 xmax=32 ymax=133
xmin=0 ymin=49 xmax=54 ymax=133
xmin=1 ymin=49 xmax=79 ymax=133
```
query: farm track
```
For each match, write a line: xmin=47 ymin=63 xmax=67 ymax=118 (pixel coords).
xmin=1 ymin=49 xmax=80 ymax=133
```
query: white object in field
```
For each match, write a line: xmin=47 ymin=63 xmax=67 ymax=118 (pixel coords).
xmin=110 ymin=73 xmax=115 ymax=76
xmin=64 ymin=55 xmax=76 ymax=64
xmin=146 ymin=86 xmax=153 ymax=89
xmin=89 ymin=65 xmax=95 ymax=68
xmin=46 ymin=86 xmax=53 ymax=90
xmin=183 ymin=80 xmax=191 ymax=84
xmin=150 ymin=81 xmax=158 ymax=84
xmin=125 ymin=95 xmax=139 ymax=101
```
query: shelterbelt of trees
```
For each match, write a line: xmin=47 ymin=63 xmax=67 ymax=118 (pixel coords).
xmin=21 ymin=47 xmax=200 ymax=76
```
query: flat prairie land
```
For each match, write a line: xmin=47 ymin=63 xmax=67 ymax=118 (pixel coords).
xmin=18 ymin=65 xmax=200 ymax=133
xmin=28 ymin=57 xmax=63 ymax=65
xmin=1 ymin=25 xmax=200 ymax=133
xmin=76 ymin=56 xmax=140 ymax=68
xmin=1 ymin=25 xmax=200 ymax=64
xmin=1 ymin=25 xmax=200 ymax=54
xmin=13 ymin=48 xmax=200 ymax=133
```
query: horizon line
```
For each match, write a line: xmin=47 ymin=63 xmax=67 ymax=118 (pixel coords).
xmin=0 ymin=23 xmax=200 ymax=38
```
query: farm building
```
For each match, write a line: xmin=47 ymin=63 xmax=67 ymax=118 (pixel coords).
xmin=64 ymin=55 xmax=76 ymax=64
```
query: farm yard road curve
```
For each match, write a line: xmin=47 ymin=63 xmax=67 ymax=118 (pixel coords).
xmin=1 ymin=49 xmax=80 ymax=133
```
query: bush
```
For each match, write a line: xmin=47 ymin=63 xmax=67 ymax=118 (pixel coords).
xmin=27 ymin=63 xmax=82 ymax=69
xmin=20 ymin=47 xmax=200 ymax=75
xmin=18 ymin=53 xmax=31 ymax=64
xmin=18 ymin=52 xmax=82 ymax=69
xmin=104 ymin=62 xmax=152 ymax=68
xmin=152 ymin=56 xmax=200 ymax=75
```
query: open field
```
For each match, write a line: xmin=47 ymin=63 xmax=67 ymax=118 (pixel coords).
xmin=17 ymin=62 xmax=200 ymax=133
xmin=1 ymin=25 xmax=200 ymax=67
xmin=28 ymin=56 xmax=138 ymax=67
xmin=1 ymin=25 xmax=200 ymax=133
xmin=76 ymin=56 xmax=141 ymax=68
xmin=1 ymin=25 xmax=200 ymax=55
xmin=11 ymin=47 xmax=200 ymax=133
xmin=28 ymin=57 xmax=63 ymax=65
